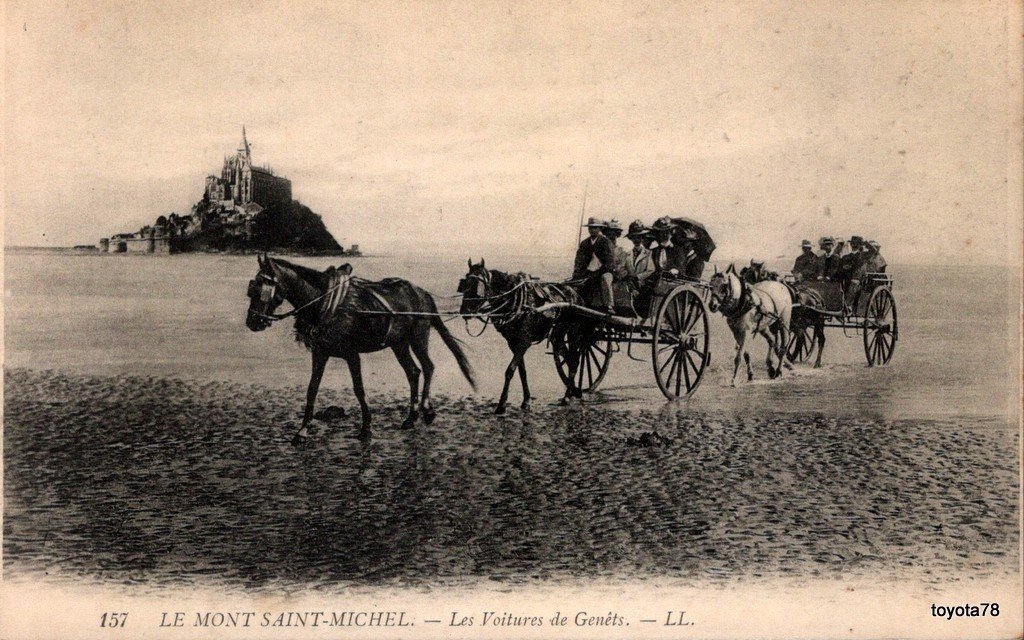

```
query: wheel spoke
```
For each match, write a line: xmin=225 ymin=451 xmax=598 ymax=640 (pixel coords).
xmin=673 ymin=296 xmax=686 ymax=330
xmin=676 ymin=295 xmax=691 ymax=332
xmin=684 ymin=349 xmax=701 ymax=376
xmin=881 ymin=334 xmax=892 ymax=362
xmin=589 ymin=347 xmax=602 ymax=376
xmin=659 ymin=348 xmax=679 ymax=376
xmin=684 ymin=300 xmax=702 ymax=334
xmin=879 ymin=293 xmax=892 ymax=319
xmin=681 ymin=351 xmax=693 ymax=390
xmin=657 ymin=341 xmax=679 ymax=356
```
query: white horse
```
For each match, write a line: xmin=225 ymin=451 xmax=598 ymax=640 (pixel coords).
xmin=708 ymin=265 xmax=793 ymax=386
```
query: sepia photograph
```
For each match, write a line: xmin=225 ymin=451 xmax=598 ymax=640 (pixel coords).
xmin=2 ymin=1 xmax=1022 ymax=638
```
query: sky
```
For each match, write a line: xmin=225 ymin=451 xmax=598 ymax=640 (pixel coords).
xmin=3 ymin=0 xmax=1022 ymax=264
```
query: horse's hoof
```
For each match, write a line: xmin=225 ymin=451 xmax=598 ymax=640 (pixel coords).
xmin=400 ymin=419 xmax=416 ymax=430
xmin=422 ymin=410 xmax=437 ymax=425
xmin=291 ymin=434 xmax=308 ymax=447
xmin=520 ymin=402 xmax=531 ymax=412
xmin=495 ymin=405 xmax=507 ymax=415
xmin=356 ymin=428 xmax=372 ymax=441
xmin=813 ymin=364 xmax=822 ymax=369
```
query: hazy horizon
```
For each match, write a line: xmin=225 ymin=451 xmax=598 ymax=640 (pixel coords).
xmin=4 ymin=1 xmax=1022 ymax=266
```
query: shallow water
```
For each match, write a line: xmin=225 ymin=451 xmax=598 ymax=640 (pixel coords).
xmin=3 ymin=251 xmax=1020 ymax=589
xmin=4 ymin=250 xmax=1020 ymax=425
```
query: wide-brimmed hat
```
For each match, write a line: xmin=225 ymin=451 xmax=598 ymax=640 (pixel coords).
xmin=626 ymin=220 xmax=650 ymax=238
xmin=801 ymin=239 xmax=813 ymax=248
xmin=850 ymin=235 xmax=864 ymax=244
xmin=583 ymin=217 xmax=607 ymax=228
xmin=867 ymin=240 xmax=880 ymax=249
xmin=652 ymin=216 xmax=675 ymax=231
xmin=606 ymin=219 xmax=623 ymax=232
xmin=819 ymin=236 xmax=835 ymax=246
xmin=750 ymin=259 xmax=765 ymax=267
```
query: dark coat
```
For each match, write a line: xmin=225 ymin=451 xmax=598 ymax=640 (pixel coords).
xmin=793 ymin=252 xmax=823 ymax=280
xmin=652 ymin=243 xmax=690 ymax=274
xmin=573 ymin=234 xmax=616 ymax=279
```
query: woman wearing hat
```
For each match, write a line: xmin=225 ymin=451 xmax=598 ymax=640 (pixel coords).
xmin=650 ymin=216 xmax=689 ymax=276
xmin=626 ymin=220 xmax=655 ymax=283
xmin=864 ymin=240 xmax=887 ymax=273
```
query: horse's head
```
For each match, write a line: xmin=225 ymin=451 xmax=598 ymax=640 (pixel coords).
xmin=246 ymin=253 xmax=287 ymax=331
xmin=708 ymin=264 xmax=740 ymax=314
xmin=458 ymin=258 xmax=490 ymax=315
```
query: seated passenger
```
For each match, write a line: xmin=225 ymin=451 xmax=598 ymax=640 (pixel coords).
xmin=819 ymin=237 xmax=841 ymax=279
xmin=864 ymin=240 xmax=887 ymax=273
xmin=792 ymin=239 xmax=823 ymax=281
xmin=605 ymin=219 xmax=632 ymax=281
xmin=651 ymin=216 xmax=689 ymax=276
xmin=626 ymin=220 xmax=656 ymax=285
xmin=572 ymin=217 xmax=616 ymax=313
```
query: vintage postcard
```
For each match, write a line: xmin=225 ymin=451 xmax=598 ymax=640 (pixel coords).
xmin=2 ymin=1 xmax=1021 ymax=638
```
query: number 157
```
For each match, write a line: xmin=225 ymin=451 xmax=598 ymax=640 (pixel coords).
xmin=100 ymin=613 xmax=128 ymax=628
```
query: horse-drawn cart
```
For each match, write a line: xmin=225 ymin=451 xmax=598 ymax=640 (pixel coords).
xmin=787 ymin=273 xmax=898 ymax=367
xmin=537 ymin=277 xmax=713 ymax=400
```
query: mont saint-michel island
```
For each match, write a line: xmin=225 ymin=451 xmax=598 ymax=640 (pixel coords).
xmin=95 ymin=128 xmax=359 ymax=256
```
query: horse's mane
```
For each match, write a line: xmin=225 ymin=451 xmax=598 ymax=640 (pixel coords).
xmin=487 ymin=268 xmax=525 ymax=293
xmin=270 ymin=257 xmax=331 ymax=290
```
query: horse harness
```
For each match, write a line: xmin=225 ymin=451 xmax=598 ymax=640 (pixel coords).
xmin=719 ymin=275 xmax=784 ymax=333
xmin=251 ymin=268 xmax=396 ymax=348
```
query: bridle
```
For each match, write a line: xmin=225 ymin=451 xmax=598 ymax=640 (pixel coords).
xmin=459 ymin=268 xmax=492 ymax=336
xmin=710 ymin=272 xmax=752 ymax=316
xmin=247 ymin=270 xmax=342 ymax=323
xmin=461 ymin=269 xmax=491 ymax=298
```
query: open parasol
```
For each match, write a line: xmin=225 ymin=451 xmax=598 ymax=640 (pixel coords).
xmin=670 ymin=217 xmax=716 ymax=261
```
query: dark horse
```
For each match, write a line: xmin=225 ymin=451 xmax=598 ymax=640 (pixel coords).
xmin=246 ymin=255 xmax=476 ymax=444
xmin=458 ymin=259 xmax=582 ymax=413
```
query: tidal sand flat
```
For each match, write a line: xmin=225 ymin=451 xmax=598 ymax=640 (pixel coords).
xmin=4 ymin=368 xmax=1018 ymax=592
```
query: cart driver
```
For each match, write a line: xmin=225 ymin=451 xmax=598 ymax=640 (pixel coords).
xmin=572 ymin=217 xmax=616 ymax=313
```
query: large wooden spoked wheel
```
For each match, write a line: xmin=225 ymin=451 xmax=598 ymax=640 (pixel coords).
xmin=552 ymin=327 xmax=613 ymax=394
xmin=786 ymin=323 xmax=817 ymax=363
xmin=652 ymin=287 xmax=710 ymax=399
xmin=863 ymin=287 xmax=898 ymax=366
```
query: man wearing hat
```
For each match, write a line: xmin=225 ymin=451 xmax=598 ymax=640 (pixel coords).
xmin=839 ymin=235 xmax=868 ymax=279
xmin=572 ymin=217 xmax=616 ymax=312
xmin=819 ymin=236 xmax=840 ymax=280
xmin=605 ymin=219 xmax=633 ymax=282
xmin=792 ymin=239 xmax=823 ymax=282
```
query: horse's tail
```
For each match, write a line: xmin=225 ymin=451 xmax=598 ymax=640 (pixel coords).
xmin=431 ymin=315 xmax=478 ymax=391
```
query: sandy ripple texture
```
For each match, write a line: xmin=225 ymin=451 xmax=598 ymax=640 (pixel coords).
xmin=3 ymin=368 xmax=1019 ymax=592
